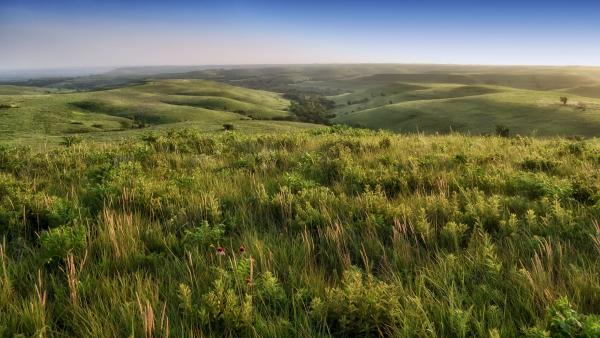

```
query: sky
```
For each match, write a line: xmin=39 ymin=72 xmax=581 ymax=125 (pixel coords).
xmin=1 ymin=0 xmax=600 ymax=70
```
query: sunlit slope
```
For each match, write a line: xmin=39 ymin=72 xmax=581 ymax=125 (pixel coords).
xmin=292 ymin=68 xmax=600 ymax=94
xmin=333 ymin=83 xmax=600 ymax=136
xmin=0 ymin=80 xmax=296 ymax=142
xmin=331 ymin=83 xmax=500 ymax=113
xmin=562 ymin=84 xmax=600 ymax=99
xmin=0 ymin=85 xmax=63 ymax=95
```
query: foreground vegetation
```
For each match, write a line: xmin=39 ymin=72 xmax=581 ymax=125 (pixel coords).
xmin=0 ymin=126 xmax=599 ymax=337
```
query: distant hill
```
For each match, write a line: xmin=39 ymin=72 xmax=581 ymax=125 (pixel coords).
xmin=332 ymin=82 xmax=600 ymax=136
xmin=2 ymin=65 xmax=600 ymax=141
xmin=0 ymin=79 xmax=321 ymax=144
xmin=562 ymin=84 xmax=600 ymax=99
xmin=4 ymin=64 xmax=600 ymax=93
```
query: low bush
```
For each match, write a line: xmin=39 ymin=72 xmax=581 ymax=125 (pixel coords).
xmin=310 ymin=267 xmax=402 ymax=336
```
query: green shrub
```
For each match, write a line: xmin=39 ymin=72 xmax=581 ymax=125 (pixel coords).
xmin=281 ymin=172 xmax=317 ymax=193
xmin=441 ymin=221 xmax=468 ymax=250
xmin=508 ymin=173 xmax=571 ymax=199
xmin=61 ymin=135 xmax=83 ymax=147
xmin=567 ymin=142 xmax=586 ymax=156
xmin=378 ymin=137 xmax=392 ymax=149
xmin=183 ymin=221 xmax=225 ymax=248
xmin=546 ymin=297 xmax=599 ymax=337
xmin=521 ymin=158 xmax=559 ymax=173
xmin=39 ymin=225 xmax=86 ymax=263
xmin=179 ymin=261 xmax=286 ymax=335
xmin=310 ymin=267 xmax=402 ymax=336
xmin=523 ymin=297 xmax=600 ymax=337
xmin=496 ymin=125 xmax=510 ymax=137
xmin=200 ymin=275 xmax=254 ymax=333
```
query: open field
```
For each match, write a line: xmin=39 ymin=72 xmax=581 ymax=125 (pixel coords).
xmin=0 ymin=127 xmax=599 ymax=336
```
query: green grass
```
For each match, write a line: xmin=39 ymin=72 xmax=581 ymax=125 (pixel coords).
xmin=1 ymin=67 xmax=600 ymax=337
xmin=0 ymin=85 xmax=64 ymax=95
xmin=0 ymin=79 xmax=304 ymax=144
xmin=332 ymin=83 xmax=600 ymax=136
xmin=0 ymin=126 xmax=598 ymax=336
xmin=4 ymin=66 xmax=600 ymax=141
xmin=292 ymin=67 xmax=600 ymax=92
xmin=563 ymin=84 xmax=600 ymax=99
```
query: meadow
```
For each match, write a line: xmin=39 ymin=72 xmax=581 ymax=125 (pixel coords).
xmin=1 ymin=65 xmax=600 ymax=337
xmin=0 ymin=126 xmax=599 ymax=337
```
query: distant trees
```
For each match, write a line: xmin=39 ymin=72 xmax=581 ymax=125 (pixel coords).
xmin=495 ymin=124 xmax=510 ymax=137
xmin=131 ymin=116 xmax=148 ymax=129
xmin=284 ymin=92 xmax=335 ymax=124
xmin=346 ymin=98 xmax=369 ymax=106
xmin=61 ymin=135 xmax=83 ymax=147
xmin=560 ymin=97 xmax=569 ymax=105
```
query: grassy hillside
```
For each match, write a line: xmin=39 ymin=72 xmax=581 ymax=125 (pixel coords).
xmin=0 ymin=127 xmax=598 ymax=336
xmin=563 ymin=84 xmax=600 ymax=99
xmin=4 ymin=68 xmax=600 ymax=141
xmin=0 ymin=80 xmax=301 ymax=144
xmin=0 ymin=85 xmax=63 ymax=95
xmin=333 ymin=83 xmax=600 ymax=136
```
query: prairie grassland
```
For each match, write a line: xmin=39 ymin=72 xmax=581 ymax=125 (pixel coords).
xmin=0 ymin=126 xmax=599 ymax=337
xmin=332 ymin=83 xmax=600 ymax=136
xmin=0 ymin=80 xmax=293 ymax=144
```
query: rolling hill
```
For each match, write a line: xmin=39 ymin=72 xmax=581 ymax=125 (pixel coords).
xmin=0 ymin=79 xmax=317 ymax=144
xmin=6 ymin=64 xmax=600 ymax=93
xmin=332 ymin=82 xmax=600 ymax=136
xmin=3 ymin=65 xmax=600 ymax=143
xmin=562 ymin=84 xmax=600 ymax=99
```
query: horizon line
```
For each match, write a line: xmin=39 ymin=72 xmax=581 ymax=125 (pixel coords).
xmin=2 ymin=62 xmax=600 ymax=74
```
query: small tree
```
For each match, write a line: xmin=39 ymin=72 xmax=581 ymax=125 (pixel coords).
xmin=495 ymin=124 xmax=509 ymax=137
xmin=61 ymin=135 xmax=83 ymax=147
xmin=560 ymin=97 xmax=568 ymax=105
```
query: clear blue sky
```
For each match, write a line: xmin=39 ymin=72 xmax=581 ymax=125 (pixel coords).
xmin=1 ymin=0 xmax=599 ymax=69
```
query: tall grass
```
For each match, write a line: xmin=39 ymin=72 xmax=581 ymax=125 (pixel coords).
xmin=0 ymin=126 xmax=598 ymax=337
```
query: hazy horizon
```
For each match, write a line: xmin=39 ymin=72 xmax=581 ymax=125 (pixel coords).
xmin=5 ymin=61 xmax=600 ymax=72
xmin=1 ymin=0 xmax=600 ymax=70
